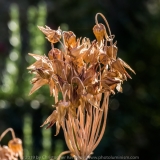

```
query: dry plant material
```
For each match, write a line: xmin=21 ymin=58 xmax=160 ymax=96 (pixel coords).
xmin=28 ymin=13 xmax=135 ymax=160
xmin=0 ymin=128 xmax=23 ymax=160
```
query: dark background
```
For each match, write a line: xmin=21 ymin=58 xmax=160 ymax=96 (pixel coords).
xmin=0 ymin=0 xmax=160 ymax=159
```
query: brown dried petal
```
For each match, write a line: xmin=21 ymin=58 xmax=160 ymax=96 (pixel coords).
xmin=52 ymin=60 xmax=65 ymax=79
xmin=28 ymin=53 xmax=43 ymax=60
xmin=83 ymin=64 xmax=98 ymax=86
xmin=70 ymin=87 xmax=80 ymax=108
xmin=48 ymin=48 xmax=62 ymax=60
xmin=29 ymin=79 xmax=48 ymax=95
xmin=99 ymin=53 xmax=110 ymax=65
xmin=27 ymin=60 xmax=43 ymax=70
xmin=41 ymin=110 xmax=58 ymax=128
xmin=70 ymin=43 xmax=86 ymax=58
xmin=55 ymin=121 xmax=61 ymax=136
xmin=49 ymin=78 xmax=55 ymax=96
xmin=116 ymin=83 xmax=123 ymax=92
xmin=38 ymin=26 xmax=61 ymax=43
xmin=101 ymin=77 xmax=121 ymax=86
xmin=83 ymin=41 xmax=95 ymax=63
xmin=83 ymin=41 xmax=99 ymax=64
xmin=118 ymin=58 xmax=136 ymax=75
xmin=112 ymin=59 xmax=128 ymax=80
xmin=34 ymin=69 xmax=50 ymax=79
xmin=86 ymin=83 xmax=99 ymax=95
xmin=63 ymin=31 xmax=77 ymax=48
xmin=101 ymin=81 xmax=111 ymax=92
xmin=105 ymin=43 xmax=118 ymax=60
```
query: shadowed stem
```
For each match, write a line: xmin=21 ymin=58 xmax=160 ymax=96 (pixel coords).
xmin=61 ymin=92 xmax=109 ymax=160
xmin=57 ymin=150 xmax=71 ymax=160
xmin=0 ymin=128 xmax=16 ymax=143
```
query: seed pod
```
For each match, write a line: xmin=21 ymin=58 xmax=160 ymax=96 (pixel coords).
xmin=105 ymin=42 xmax=118 ymax=60
xmin=48 ymin=48 xmax=62 ymax=60
xmin=8 ymin=138 xmax=23 ymax=160
xmin=93 ymin=23 xmax=107 ymax=44
xmin=63 ymin=31 xmax=77 ymax=48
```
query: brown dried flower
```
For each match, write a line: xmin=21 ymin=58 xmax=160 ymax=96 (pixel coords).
xmin=38 ymin=26 xmax=62 ymax=43
xmin=28 ymin=13 xmax=135 ymax=160
xmin=0 ymin=128 xmax=23 ymax=160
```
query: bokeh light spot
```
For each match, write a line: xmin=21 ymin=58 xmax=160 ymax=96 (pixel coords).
xmin=30 ymin=100 xmax=40 ymax=109
xmin=8 ymin=21 xmax=18 ymax=31
xmin=9 ymin=51 xmax=19 ymax=61
xmin=9 ymin=36 xmax=19 ymax=46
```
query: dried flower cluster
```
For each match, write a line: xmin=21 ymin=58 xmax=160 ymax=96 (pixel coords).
xmin=28 ymin=13 xmax=135 ymax=160
xmin=0 ymin=128 xmax=23 ymax=160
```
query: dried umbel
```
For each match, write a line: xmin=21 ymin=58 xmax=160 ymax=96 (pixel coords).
xmin=0 ymin=128 xmax=23 ymax=160
xmin=28 ymin=13 xmax=135 ymax=160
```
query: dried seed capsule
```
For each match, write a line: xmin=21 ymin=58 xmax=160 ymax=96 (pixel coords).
xmin=105 ymin=42 xmax=118 ymax=60
xmin=63 ymin=31 xmax=77 ymax=48
xmin=8 ymin=138 xmax=23 ymax=160
xmin=93 ymin=23 xmax=107 ymax=43
xmin=48 ymin=48 xmax=62 ymax=60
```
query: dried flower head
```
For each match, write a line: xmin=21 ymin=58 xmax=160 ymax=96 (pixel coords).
xmin=38 ymin=26 xmax=62 ymax=43
xmin=28 ymin=13 xmax=135 ymax=160
xmin=0 ymin=128 xmax=23 ymax=160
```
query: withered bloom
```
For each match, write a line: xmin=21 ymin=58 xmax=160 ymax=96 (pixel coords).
xmin=0 ymin=128 xmax=23 ymax=160
xmin=28 ymin=13 xmax=135 ymax=160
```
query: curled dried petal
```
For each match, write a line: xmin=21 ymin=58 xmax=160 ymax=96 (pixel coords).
xmin=63 ymin=31 xmax=77 ymax=48
xmin=118 ymin=58 xmax=136 ymax=75
xmin=29 ymin=79 xmax=48 ymax=95
xmin=105 ymin=43 xmax=118 ymax=60
xmin=41 ymin=110 xmax=58 ymax=129
xmin=38 ymin=26 xmax=62 ymax=43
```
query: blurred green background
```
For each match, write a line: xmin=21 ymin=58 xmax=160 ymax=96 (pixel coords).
xmin=0 ymin=0 xmax=160 ymax=159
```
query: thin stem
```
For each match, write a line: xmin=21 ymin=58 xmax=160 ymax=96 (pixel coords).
xmin=66 ymin=116 xmax=80 ymax=158
xmin=95 ymin=13 xmax=112 ymax=37
xmin=71 ymin=76 xmax=86 ymax=93
xmin=57 ymin=150 xmax=71 ymax=160
xmin=95 ymin=12 xmax=114 ymax=49
xmin=98 ymin=62 xmax=102 ymax=91
xmin=0 ymin=128 xmax=16 ymax=143
xmin=62 ymin=121 xmax=74 ymax=153
xmin=92 ymin=92 xmax=109 ymax=151
xmin=62 ymin=31 xmax=68 ymax=55
xmin=51 ymin=43 xmax=54 ymax=49
xmin=59 ymin=39 xmax=67 ymax=57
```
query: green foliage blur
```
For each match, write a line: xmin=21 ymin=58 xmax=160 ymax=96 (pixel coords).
xmin=0 ymin=0 xmax=160 ymax=159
